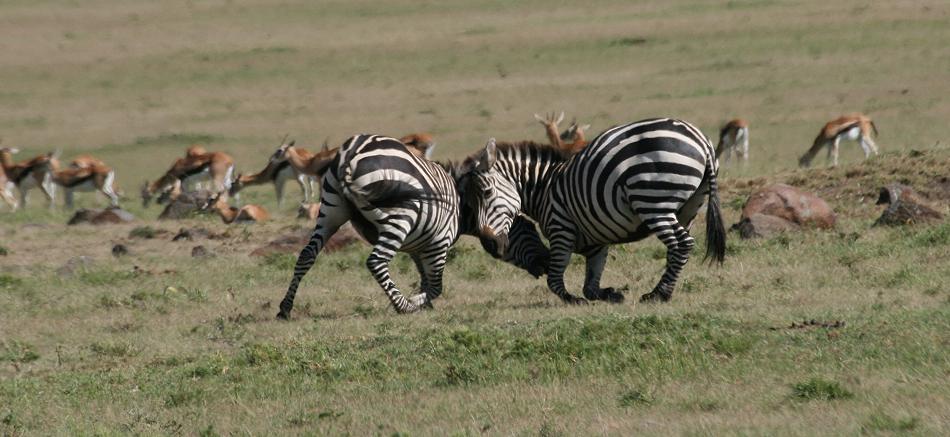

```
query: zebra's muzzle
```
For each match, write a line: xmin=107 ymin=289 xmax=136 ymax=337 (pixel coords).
xmin=480 ymin=225 xmax=509 ymax=256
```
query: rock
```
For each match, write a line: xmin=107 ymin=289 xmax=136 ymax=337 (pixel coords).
xmin=191 ymin=245 xmax=212 ymax=258
xmin=741 ymin=184 xmax=836 ymax=229
xmin=111 ymin=244 xmax=129 ymax=257
xmin=249 ymin=222 xmax=364 ymax=257
xmin=172 ymin=227 xmax=213 ymax=241
xmin=874 ymin=183 xmax=944 ymax=226
xmin=67 ymin=207 xmax=135 ymax=225
xmin=57 ymin=256 xmax=94 ymax=277
xmin=732 ymin=213 xmax=800 ymax=239
xmin=158 ymin=190 xmax=214 ymax=220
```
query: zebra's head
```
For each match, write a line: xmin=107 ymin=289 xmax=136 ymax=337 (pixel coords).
xmin=460 ymin=138 xmax=522 ymax=256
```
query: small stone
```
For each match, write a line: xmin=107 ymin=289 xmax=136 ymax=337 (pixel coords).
xmin=191 ymin=245 xmax=212 ymax=258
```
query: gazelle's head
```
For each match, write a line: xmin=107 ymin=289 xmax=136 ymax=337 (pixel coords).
xmin=229 ymin=173 xmax=245 ymax=197
xmin=272 ymin=140 xmax=296 ymax=162
xmin=458 ymin=138 xmax=521 ymax=256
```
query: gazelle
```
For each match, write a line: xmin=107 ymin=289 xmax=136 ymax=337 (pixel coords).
xmin=0 ymin=163 xmax=17 ymax=210
xmin=716 ymin=118 xmax=750 ymax=166
xmin=50 ymin=156 xmax=119 ymax=208
xmin=0 ymin=146 xmax=56 ymax=209
xmin=399 ymin=133 xmax=437 ymax=159
xmin=273 ymin=140 xmax=339 ymax=182
xmin=229 ymin=145 xmax=318 ymax=207
xmin=534 ymin=112 xmax=590 ymax=154
xmin=799 ymin=113 xmax=879 ymax=168
xmin=141 ymin=147 xmax=235 ymax=207
xmin=200 ymin=190 xmax=270 ymax=224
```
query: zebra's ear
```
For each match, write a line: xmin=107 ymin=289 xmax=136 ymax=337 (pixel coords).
xmin=476 ymin=138 xmax=497 ymax=171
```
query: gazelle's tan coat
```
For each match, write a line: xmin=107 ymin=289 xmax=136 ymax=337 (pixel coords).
xmin=141 ymin=147 xmax=235 ymax=206
xmin=50 ymin=156 xmax=119 ymax=208
xmin=229 ymin=146 xmax=317 ymax=207
xmin=201 ymin=191 xmax=269 ymax=224
xmin=799 ymin=113 xmax=879 ymax=167
xmin=0 ymin=147 xmax=56 ymax=209
xmin=534 ymin=112 xmax=590 ymax=154
xmin=716 ymin=118 xmax=750 ymax=166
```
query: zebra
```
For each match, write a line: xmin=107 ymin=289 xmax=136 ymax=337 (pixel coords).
xmin=276 ymin=134 xmax=550 ymax=319
xmin=463 ymin=118 xmax=727 ymax=304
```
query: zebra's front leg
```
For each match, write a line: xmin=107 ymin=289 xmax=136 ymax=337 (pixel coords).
xmin=640 ymin=216 xmax=695 ymax=303
xmin=366 ymin=245 xmax=419 ymax=314
xmin=546 ymin=231 xmax=587 ymax=305
xmin=276 ymin=200 xmax=350 ymax=319
xmin=582 ymin=246 xmax=624 ymax=303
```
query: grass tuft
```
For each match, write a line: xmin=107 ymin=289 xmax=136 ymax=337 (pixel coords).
xmin=618 ymin=388 xmax=653 ymax=407
xmin=1 ymin=340 xmax=40 ymax=363
xmin=791 ymin=378 xmax=854 ymax=401
xmin=862 ymin=412 xmax=919 ymax=433
xmin=0 ymin=274 xmax=23 ymax=289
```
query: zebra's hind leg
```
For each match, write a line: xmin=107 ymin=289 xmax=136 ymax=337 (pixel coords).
xmin=366 ymin=243 xmax=419 ymax=314
xmin=277 ymin=199 xmax=350 ymax=319
xmin=639 ymin=215 xmax=695 ymax=303
xmin=582 ymin=246 xmax=624 ymax=303
xmin=408 ymin=248 xmax=449 ymax=309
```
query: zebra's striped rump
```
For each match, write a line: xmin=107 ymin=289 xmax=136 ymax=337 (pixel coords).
xmin=467 ymin=118 xmax=726 ymax=305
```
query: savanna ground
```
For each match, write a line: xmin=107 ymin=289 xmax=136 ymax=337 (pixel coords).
xmin=1 ymin=0 xmax=949 ymax=435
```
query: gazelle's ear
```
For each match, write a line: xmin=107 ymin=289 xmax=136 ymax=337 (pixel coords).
xmin=320 ymin=139 xmax=329 ymax=152
xmin=476 ymin=138 xmax=497 ymax=171
xmin=579 ymin=124 xmax=591 ymax=132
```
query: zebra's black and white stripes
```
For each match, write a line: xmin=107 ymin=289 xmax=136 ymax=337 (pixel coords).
xmin=465 ymin=118 xmax=726 ymax=304
xmin=276 ymin=135 xmax=551 ymax=319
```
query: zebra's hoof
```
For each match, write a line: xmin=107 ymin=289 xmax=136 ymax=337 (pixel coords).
xmin=562 ymin=294 xmax=588 ymax=305
xmin=639 ymin=291 xmax=671 ymax=303
xmin=276 ymin=311 xmax=291 ymax=320
xmin=584 ymin=287 xmax=625 ymax=303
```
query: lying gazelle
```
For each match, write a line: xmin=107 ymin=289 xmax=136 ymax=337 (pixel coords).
xmin=229 ymin=143 xmax=320 ymax=207
xmin=716 ymin=118 xmax=750 ymax=166
xmin=534 ymin=111 xmax=590 ymax=154
xmin=799 ymin=113 xmax=879 ymax=168
xmin=49 ymin=155 xmax=120 ymax=208
xmin=0 ymin=146 xmax=56 ymax=209
xmin=200 ymin=191 xmax=270 ymax=224
xmin=141 ymin=147 xmax=235 ymax=207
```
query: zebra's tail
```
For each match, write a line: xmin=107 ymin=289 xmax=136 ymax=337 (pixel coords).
xmin=703 ymin=158 xmax=726 ymax=265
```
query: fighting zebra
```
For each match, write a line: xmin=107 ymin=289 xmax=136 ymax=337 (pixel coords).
xmin=276 ymin=134 xmax=549 ymax=319
xmin=463 ymin=118 xmax=726 ymax=304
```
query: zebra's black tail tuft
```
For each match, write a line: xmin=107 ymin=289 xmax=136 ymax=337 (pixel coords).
xmin=704 ymin=159 xmax=727 ymax=265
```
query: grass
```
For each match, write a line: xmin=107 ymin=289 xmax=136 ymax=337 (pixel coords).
xmin=1 ymin=0 xmax=949 ymax=435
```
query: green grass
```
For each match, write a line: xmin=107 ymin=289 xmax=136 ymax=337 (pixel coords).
xmin=1 ymin=0 xmax=950 ymax=434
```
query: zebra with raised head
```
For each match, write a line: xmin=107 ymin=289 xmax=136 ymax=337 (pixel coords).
xmin=276 ymin=134 xmax=549 ymax=319
xmin=463 ymin=118 xmax=726 ymax=304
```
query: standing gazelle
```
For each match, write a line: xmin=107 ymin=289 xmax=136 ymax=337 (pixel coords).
xmin=229 ymin=143 xmax=318 ymax=208
xmin=0 ymin=146 xmax=56 ymax=209
xmin=50 ymin=156 xmax=120 ymax=208
xmin=716 ymin=118 xmax=749 ymax=166
xmin=534 ymin=112 xmax=591 ymax=154
xmin=799 ymin=113 xmax=879 ymax=168
xmin=141 ymin=147 xmax=235 ymax=207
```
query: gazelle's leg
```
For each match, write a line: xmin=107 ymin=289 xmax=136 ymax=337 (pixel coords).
xmin=639 ymin=214 xmax=695 ymax=302
xmin=41 ymin=173 xmax=55 ymax=209
xmin=861 ymin=135 xmax=879 ymax=158
xmin=102 ymin=170 xmax=119 ymax=207
xmin=274 ymin=175 xmax=287 ymax=208
xmin=277 ymin=178 xmax=351 ymax=319
xmin=64 ymin=189 xmax=75 ymax=209
xmin=0 ymin=183 xmax=17 ymax=210
xmin=740 ymin=130 xmax=750 ymax=163
xmin=295 ymin=173 xmax=310 ymax=204
xmin=829 ymin=137 xmax=841 ymax=167
xmin=581 ymin=245 xmax=623 ymax=302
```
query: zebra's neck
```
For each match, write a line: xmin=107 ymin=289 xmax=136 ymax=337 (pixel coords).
xmin=495 ymin=143 xmax=567 ymax=234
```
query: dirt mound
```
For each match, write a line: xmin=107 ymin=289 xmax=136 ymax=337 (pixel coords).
xmin=249 ymin=222 xmax=364 ymax=257
xmin=722 ymin=148 xmax=950 ymax=220
xmin=67 ymin=207 xmax=135 ymax=225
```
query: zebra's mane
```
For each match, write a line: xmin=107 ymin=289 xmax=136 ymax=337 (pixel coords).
xmin=494 ymin=140 xmax=570 ymax=163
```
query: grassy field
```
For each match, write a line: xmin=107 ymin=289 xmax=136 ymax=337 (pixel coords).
xmin=2 ymin=0 xmax=950 ymax=435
